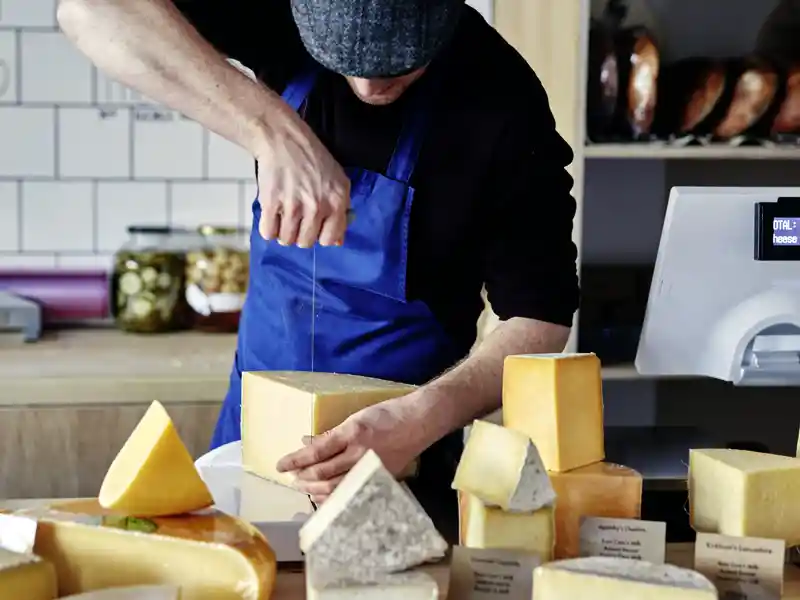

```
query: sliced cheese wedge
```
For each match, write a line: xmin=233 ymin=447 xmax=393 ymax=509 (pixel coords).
xmin=0 ymin=547 xmax=57 ymax=600
xmin=242 ymin=371 xmax=415 ymax=486
xmin=533 ymin=557 xmax=717 ymax=600
xmin=99 ymin=400 xmax=213 ymax=516
xmin=61 ymin=586 xmax=180 ymax=599
xmin=15 ymin=499 xmax=276 ymax=600
xmin=453 ymin=419 xmax=555 ymax=512
xmin=300 ymin=450 xmax=447 ymax=586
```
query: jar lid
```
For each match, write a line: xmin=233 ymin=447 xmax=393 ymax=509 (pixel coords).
xmin=127 ymin=225 xmax=172 ymax=234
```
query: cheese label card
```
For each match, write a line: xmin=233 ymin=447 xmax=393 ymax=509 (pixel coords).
xmin=579 ymin=516 xmax=666 ymax=563
xmin=0 ymin=513 xmax=38 ymax=553
xmin=694 ymin=532 xmax=785 ymax=600
xmin=447 ymin=546 xmax=537 ymax=600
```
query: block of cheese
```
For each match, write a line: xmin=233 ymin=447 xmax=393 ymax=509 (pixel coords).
xmin=453 ymin=419 xmax=555 ymax=512
xmin=14 ymin=499 xmax=276 ymax=599
xmin=99 ymin=400 xmax=213 ymax=517
xmin=61 ymin=586 xmax=180 ymax=599
xmin=458 ymin=492 xmax=554 ymax=561
xmin=242 ymin=371 xmax=416 ymax=486
xmin=305 ymin=565 xmax=438 ymax=600
xmin=532 ymin=556 xmax=718 ymax=600
xmin=689 ymin=448 xmax=800 ymax=544
xmin=300 ymin=449 xmax=447 ymax=586
xmin=0 ymin=547 xmax=57 ymax=600
xmin=549 ymin=462 xmax=642 ymax=559
xmin=502 ymin=353 xmax=604 ymax=472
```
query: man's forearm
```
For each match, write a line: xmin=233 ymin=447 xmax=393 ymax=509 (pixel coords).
xmin=403 ymin=316 xmax=571 ymax=450
xmin=57 ymin=0 xmax=289 ymax=158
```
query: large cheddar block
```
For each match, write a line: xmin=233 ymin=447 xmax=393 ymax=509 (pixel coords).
xmin=15 ymin=499 xmax=276 ymax=599
xmin=62 ymin=586 xmax=180 ymax=599
xmin=502 ymin=353 xmax=604 ymax=472
xmin=549 ymin=462 xmax=642 ymax=559
xmin=242 ymin=371 xmax=415 ymax=486
xmin=689 ymin=448 xmax=800 ymax=544
xmin=458 ymin=492 xmax=554 ymax=561
xmin=0 ymin=548 xmax=57 ymax=600
xmin=452 ymin=420 xmax=555 ymax=512
xmin=532 ymin=557 xmax=717 ymax=600
xmin=99 ymin=400 xmax=213 ymax=517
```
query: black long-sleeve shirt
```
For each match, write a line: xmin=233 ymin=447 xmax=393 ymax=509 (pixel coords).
xmin=177 ymin=1 xmax=580 ymax=352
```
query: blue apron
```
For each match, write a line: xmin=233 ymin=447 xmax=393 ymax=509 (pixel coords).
xmin=211 ymin=65 xmax=465 ymax=541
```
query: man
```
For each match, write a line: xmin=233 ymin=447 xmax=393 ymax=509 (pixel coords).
xmin=58 ymin=0 xmax=579 ymax=541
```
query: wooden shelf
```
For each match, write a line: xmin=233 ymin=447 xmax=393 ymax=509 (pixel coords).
xmin=584 ymin=143 xmax=800 ymax=161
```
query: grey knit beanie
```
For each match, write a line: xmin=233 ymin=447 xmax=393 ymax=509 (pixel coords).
xmin=291 ymin=0 xmax=465 ymax=78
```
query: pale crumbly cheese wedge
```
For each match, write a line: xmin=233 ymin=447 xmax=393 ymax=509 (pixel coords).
xmin=453 ymin=419 xmax=555 ymax=512
xmin=61 ymin=585 xmax=180 ymax=599
xmin=533 ymin=556 xmax=718 ymax=600
xmin=242 ymin=371 xmax=415 ymax=486
xmin=305 ymin=565 xmax=438 ymax=600
xmin=14 ymin=499 xmax=276 ymax=600
xmin=99 ymin=400 xmax=213 ymax=517
xmin=0 ymin=547 xmax=57 ymax=600
xmin=690 ymin=448 xmax=800 ymax=544
xmin=458 ymin=491 xmax=554 ymax=561
xmin=300 ymin=450 xmax=447 ymax=587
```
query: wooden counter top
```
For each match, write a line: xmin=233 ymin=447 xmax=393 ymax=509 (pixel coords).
xmin=0 ymin=328 xmax=235 ymax=406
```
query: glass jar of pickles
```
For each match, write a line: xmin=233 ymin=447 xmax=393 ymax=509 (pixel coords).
xmin=185 ymin=225 xmax=249 ymax=333
xmin=111 ymin=226 xmax=193 ymax=333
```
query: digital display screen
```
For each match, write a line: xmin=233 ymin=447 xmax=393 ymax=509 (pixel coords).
xmin=772 ymin=217 xmax=800 ymax=246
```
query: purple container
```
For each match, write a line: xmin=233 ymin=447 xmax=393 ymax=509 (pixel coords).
xmin=0 ymin=270 xmax=110 ymax=323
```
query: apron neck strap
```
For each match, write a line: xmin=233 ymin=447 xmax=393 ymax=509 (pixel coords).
xmin=281 ymin=63 xmax=321 ymax=112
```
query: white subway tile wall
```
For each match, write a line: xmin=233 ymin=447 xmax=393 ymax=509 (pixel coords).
xmin=0 ymin=0 xmax=493 ymax=270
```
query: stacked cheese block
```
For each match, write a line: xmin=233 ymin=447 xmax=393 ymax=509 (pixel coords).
xmin=0 ymin=401 xmax=277 ymax=600
xmin=453 ymin=353 xmax=643 ymax=559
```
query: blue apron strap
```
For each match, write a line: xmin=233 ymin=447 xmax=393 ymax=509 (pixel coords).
xmin=282 ymin=65 xmax=321 ymax=112
xmin=385 ymin=77 xmax=440 ymax=184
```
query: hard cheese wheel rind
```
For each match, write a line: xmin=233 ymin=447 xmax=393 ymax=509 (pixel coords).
xmin=503 ymin=353 xmax=604 ymax=472
xmin=99 ymin=400 xmax=213 ymax=517
xmin=242 ymin=371 xmax=415 ymax=486
xmin=533 ymin=556 xmax=718 ymax=600
xmin=690 ymin=448 xmax=800 ymax=545
xmin=305 ymin=567 xmax=438 ymax=600
xmin=550 ymin=462 xmax=643 ymax=559
xmin=458 ymin=491 xmax=554 ymax=561
xmin=0 ymin=547 xmax=57 ymax=600
xmin=453 ymin=419 xmax=555 ymax=512
xmin=60 ymin=586 xmax=180 ymax=599
xmin=300 ymin=450 xmax=447 ymax=586
xmin=14 ymin=499 xmax=276 ymax=599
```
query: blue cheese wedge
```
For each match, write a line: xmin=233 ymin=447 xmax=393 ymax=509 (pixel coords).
xmin=300 ymin=450 xmax=447 ymax=586
xmin=533 ymin=557 xmax=718 ymax=600
xmin=305 ymin=567 xmax=438 ymax=600
xmin=452 ymin=420 xmax=556 ymax=512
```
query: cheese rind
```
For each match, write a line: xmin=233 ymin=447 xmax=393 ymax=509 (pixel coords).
xmin=305 ymin=567 xmax=438 ymax=600
xmin=549 ymin=462 xmax=642 ymax=559
xmin=452 ymin=420 xmax=555 ymax=512
xmin=99 ymin=400 xmax=213 ymax=517
xmin=0 ymin=548 xmax=57 ymax=600
xmin=502 ymin=353 xmax=604 ymax=472
xmin=242 ymin=371 xmax=415 ymax=486
xmin=15 ymin=499 xmax=276 ymax=600
xmin=689 ymin=448 xmax=800 ymax=544
xmin=300 ymin=450 xmax=447 ymax=586
xmin=458 ymin=492 xmax=554 ymax=561
xmin=533 ymin=557 xmax=718 ymax=600
xmin=60 ymin=586 xmax=180 ymax=599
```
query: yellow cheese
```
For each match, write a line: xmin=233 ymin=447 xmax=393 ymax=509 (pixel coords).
xmin=61 ymin=586 xmax=180 ymax=599
xmin=532 ymin=556 xmax=717 ymax=600
xmin=99 ymin=400 xmax=213 ymax=517
xmin=549 ymin=462 xmax=642 ymax=559
xmin=458 ymin=491 xmax=554 ymax=561
xmin=242 ymin=371 xmax=415 ymax=486
xmin=0 ymin=548 xmax=57 ymax=600
xmin=689 ymin=448 xmax=800 ymax=544
xmin=15 ymin=499 xmax=276 ymax=599
xmin=452 ymin=420 xmax=555 ymax=512
xmin=502 ymin=353 xmax=604 ymax=472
